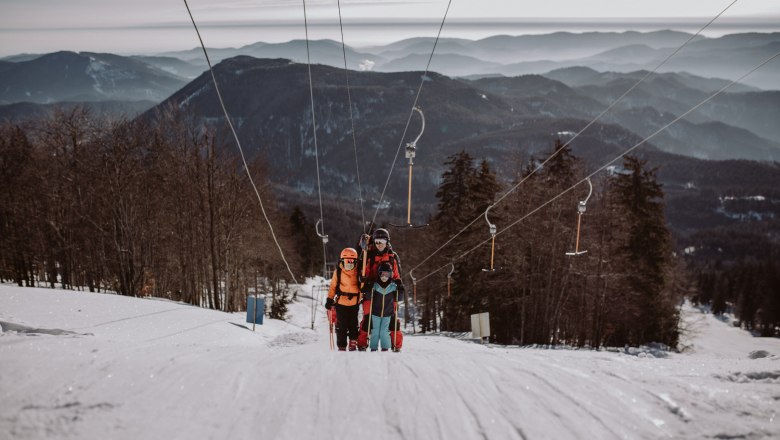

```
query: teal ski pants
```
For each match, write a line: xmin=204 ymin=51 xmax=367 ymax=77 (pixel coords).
xmin=369 ymin=315 xmax=391 ymax=350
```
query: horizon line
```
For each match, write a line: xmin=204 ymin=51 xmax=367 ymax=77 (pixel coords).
xmin=4 ymin=15 xmax=780 ymax=32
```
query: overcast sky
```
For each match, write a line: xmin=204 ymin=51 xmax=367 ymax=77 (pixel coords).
xmin=1 ymin=0 xmax=779 ymax=56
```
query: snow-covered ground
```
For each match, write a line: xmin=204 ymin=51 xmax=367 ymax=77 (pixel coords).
xmin=1 ymin=281 xmax=779 ymax=439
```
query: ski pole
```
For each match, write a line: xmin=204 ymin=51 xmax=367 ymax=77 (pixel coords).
xmin=328 ymin=309 xmax=335 ymax=350
xmin=252 ymin=293 xmax=257 ymax=332
xmin=360 ymin=247 xmax=368 ymax=290
xmin=378 ymin=288 xmax=387 ymax=351
xmin=366 ymin=292 xmax=374 ymax=351
xmin=393 ymin=296 xmax=399 ymax=351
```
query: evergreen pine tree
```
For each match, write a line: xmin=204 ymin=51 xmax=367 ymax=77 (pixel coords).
xmin=610 ymin=156 xmax=675 ymax=344
xmin=432 ymin=150 xmax=478 ymax=238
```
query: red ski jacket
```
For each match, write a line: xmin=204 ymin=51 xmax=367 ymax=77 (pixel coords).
xmin=361 ymin=248 xmax=401 ymax=288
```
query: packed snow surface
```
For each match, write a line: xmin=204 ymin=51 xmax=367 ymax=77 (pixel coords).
xmin=1 ymin=281 xmax=779 ymax=439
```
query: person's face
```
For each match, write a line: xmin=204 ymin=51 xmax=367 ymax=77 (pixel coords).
xmin=374 ymin=238 xmax=387 ymax=251
xmin=380 ymin=271 xmax=392 ymax=282
xmin=342 ymin=258 xmax=355 ymax=270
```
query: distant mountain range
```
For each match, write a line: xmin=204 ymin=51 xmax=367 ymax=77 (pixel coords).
xmin=1 ymin=31 xmax=778 ymax=161
xmin=152 ymin=31 xmax=778 ymax=90
xmin=1 ymin=32 xmax=778 ymax=161
xmin=471 ymin=68 xmax=780 ymax=161
xmin=0 ymin=51 xmax=186 ymax=104
xmin=137 ymin=57 xmax=779 ymax=231
xmin=4 ymin=30 xmax=778 ymax=86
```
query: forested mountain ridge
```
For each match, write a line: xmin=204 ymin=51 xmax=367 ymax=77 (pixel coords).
xmin=146 ymin=57 xmax=517 ymax=204
xmin=142 ymin=56 xmax=780 ymax=242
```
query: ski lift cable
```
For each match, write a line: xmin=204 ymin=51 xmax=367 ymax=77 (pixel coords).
xmin=337 ymin=0 xmax=367 ymax=233
xmin=370 ymin=0 xmax=454 ymax=228
xmin=414 ymin=47 xmax=780 ymax=284
xmin=182 ymin=0 xmax=299 ymax=284
xmin=302 ymin=0 xmax=329 ymax=277
xmin=408 ymin=0 xmax=739 ymax=276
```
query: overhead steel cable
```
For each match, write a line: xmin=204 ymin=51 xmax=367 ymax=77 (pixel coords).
xmin=370 ymin=0 xmax=454 ymax=227
xmin=336 ymin=0 xmax=367 ymax=233
xmin=182 ymin=0 xmax=299 ymax=284
xmin=414 ymin=47 xmax=780 ymax=284
xmin=302 ymin=0 xmax=330 ymax=279
xmin=408 ymin=0 xmax=739 ymax=275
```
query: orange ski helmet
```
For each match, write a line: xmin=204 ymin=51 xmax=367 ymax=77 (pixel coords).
xmin=340 ymin=248 xmax=358 ymax=260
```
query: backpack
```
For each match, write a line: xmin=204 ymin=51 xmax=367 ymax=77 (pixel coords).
xmin=334 ymin=267 xmax=360 ymax=303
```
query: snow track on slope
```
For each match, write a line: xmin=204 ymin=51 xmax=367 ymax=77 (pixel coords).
xmin=1 ymin=285 xmax=779 ymax=439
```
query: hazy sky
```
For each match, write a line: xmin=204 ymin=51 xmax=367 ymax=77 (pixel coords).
xmin=1 ymin=0 xmax=779 ymax=56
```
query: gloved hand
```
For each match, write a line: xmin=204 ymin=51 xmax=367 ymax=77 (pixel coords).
xmin=325 ymin=297 xmax=334 ymax=310
xmin=359 ymin=234 xmax=371 ymax=250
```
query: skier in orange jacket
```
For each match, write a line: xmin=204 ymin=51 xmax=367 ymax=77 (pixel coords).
xmin=325 ymin=248 xmax=361 ymax=351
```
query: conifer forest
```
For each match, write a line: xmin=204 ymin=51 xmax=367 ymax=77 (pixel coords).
xmin=2 ymin=109 xmax=779 ymax=347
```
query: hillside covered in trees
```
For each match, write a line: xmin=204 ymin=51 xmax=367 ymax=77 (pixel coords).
xmin=396 ymin=145 xmax=687 ymax=347
xmin=0 ymin=107 xmax=310 ymax=317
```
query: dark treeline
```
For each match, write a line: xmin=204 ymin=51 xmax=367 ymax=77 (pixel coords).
xmin=0 ymin=106 xmax=308 ymax=315
xmin=5 ymin=104 xmax=770 ymax=341
xmin=409 ymin=142 xmax=689 ymax=347
xmin=691 ymin=229 xmax=780 ymax=336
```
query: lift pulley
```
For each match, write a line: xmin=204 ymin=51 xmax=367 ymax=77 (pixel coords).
xmin=447 ymin=263 xmax=455 ymax=297
xmin=391 ymin=106 xmax=429 ymax=229
xmin=566 ymin=177 xmax=593 ymax=257
xmin=482 ymin=204 xmax=498 ymax=272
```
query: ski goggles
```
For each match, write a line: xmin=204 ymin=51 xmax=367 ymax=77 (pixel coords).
xmin=341 ymin=258 xmax=356 ymax=264
xmin=374 ymin=238 xmax=388 ymax=245
xmin=379 ymin=270 xmax=393 ymax=278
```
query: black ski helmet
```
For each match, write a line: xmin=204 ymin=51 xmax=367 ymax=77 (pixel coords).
xmin=373 ymin=228 xmax=390 ymax=241
xmin=378 ymin=262 xmax=393 ymax=278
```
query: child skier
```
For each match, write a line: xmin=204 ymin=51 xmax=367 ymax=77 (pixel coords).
xmin=325 ymin=248 xmax=361 ymax=351
xmin=364 ymin=262 xmax=403 ymax=352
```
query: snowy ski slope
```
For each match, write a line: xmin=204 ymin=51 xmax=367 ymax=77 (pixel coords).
xmin=1 ymin=281 xmax=778 ymax=439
